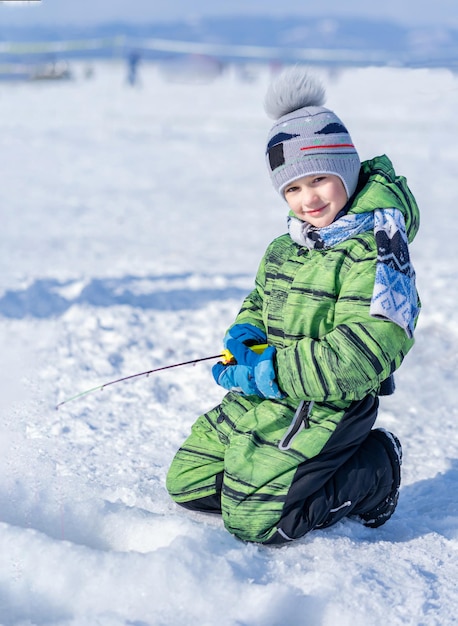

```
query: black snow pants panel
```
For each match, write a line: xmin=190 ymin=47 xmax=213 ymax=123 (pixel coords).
xmin=265 ymin=395 xmax=395 ymax=544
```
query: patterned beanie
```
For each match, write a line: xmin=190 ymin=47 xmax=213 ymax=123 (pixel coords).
xmin=264 ymin=67 xmax=361 ymax=199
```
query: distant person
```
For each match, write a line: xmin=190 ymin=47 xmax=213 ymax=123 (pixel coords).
xmin=84 ymin=65 xmax=94 ymax=80
xmin=127 ymin=50 xmax=141 ymax=86
xmin=167 ymin=67 xmax=420 ymax=545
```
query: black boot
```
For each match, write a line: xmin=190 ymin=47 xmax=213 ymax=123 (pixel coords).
xmin=356 ymin=428 xmax=402 ymax=528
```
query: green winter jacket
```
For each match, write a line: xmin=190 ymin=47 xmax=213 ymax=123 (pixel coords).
xmin=228 ymin=154 xmax=419 ymax=454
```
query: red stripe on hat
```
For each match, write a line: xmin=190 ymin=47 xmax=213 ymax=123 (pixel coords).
xmin=300 ymin=144 xmax=355 ymax=151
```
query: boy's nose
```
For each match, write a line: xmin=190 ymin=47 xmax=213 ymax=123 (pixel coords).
xmin=302 ymin=189 xmax=319 ymax=207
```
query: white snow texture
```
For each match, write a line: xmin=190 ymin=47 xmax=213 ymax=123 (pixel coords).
xmin=0 ymin=62 xmax=457 ymax=626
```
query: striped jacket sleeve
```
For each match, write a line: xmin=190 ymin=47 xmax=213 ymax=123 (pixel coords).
xmin=228 ymin=257 xmax=267 ymax=334
xmin=275 ymin=248 xmax=415 ymax=403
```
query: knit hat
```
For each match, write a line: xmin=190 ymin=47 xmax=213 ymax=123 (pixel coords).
xmin=264 ymin=67 xmax=361 ymax=199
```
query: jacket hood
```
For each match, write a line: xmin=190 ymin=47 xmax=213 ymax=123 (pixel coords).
xmin=349 ymin=154 xmax=420 ymax=243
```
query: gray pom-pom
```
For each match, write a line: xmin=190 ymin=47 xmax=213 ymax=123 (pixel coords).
xmin=264 ymin=67 xmax=326 ymax=120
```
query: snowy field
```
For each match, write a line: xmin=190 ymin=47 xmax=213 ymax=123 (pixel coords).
xmin=1 ymin=60 xmax=458 ymax=625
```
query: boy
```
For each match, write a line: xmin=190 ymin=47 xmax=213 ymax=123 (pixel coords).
xmin=166 ymin=68 xmax=420 ymax=545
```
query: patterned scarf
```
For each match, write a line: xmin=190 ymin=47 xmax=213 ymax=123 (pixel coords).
xmin=288 ymin=209 xmax=419 ymax=338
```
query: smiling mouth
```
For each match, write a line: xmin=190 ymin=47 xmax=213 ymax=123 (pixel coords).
xmin=306 ymin=205 xmax=327 ymax=215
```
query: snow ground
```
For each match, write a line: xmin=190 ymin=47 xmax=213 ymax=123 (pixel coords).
xmin=0 ymin=61 xmax=457 ymax=625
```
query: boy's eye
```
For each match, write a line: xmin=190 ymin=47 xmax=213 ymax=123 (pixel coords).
xmin=285 ymin=186 xmax=299 ymax=194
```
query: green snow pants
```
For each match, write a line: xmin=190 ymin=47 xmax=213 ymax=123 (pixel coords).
xmin=166 ymin=392 xmax=394 ymax=544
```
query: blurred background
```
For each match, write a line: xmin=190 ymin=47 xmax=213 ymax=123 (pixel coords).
xmin=0 ymin=0 xmax=457 ymax=83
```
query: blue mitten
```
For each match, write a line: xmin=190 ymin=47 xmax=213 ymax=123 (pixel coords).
xmin=212 ymin=360 xmax=259 ymax=396
xmin=224 ymin=323 xmax=267 ymax=347
xmin=212 ymin=338 xmax=284 ymax=399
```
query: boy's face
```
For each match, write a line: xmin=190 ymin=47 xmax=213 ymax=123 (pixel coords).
xmin=284 ymin=174 xmax=348 ymax=228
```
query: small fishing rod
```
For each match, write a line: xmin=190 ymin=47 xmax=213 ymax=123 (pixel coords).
xmin=55 ymin=344 xmax=268 ymax=410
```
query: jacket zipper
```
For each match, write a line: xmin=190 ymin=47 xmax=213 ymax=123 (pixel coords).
xmin=278 ymin=399 xmax=313 ymax=451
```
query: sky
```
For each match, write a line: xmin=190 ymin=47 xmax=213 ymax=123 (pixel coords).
xmin=0 ymin=0 xmax=457 ymax=28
